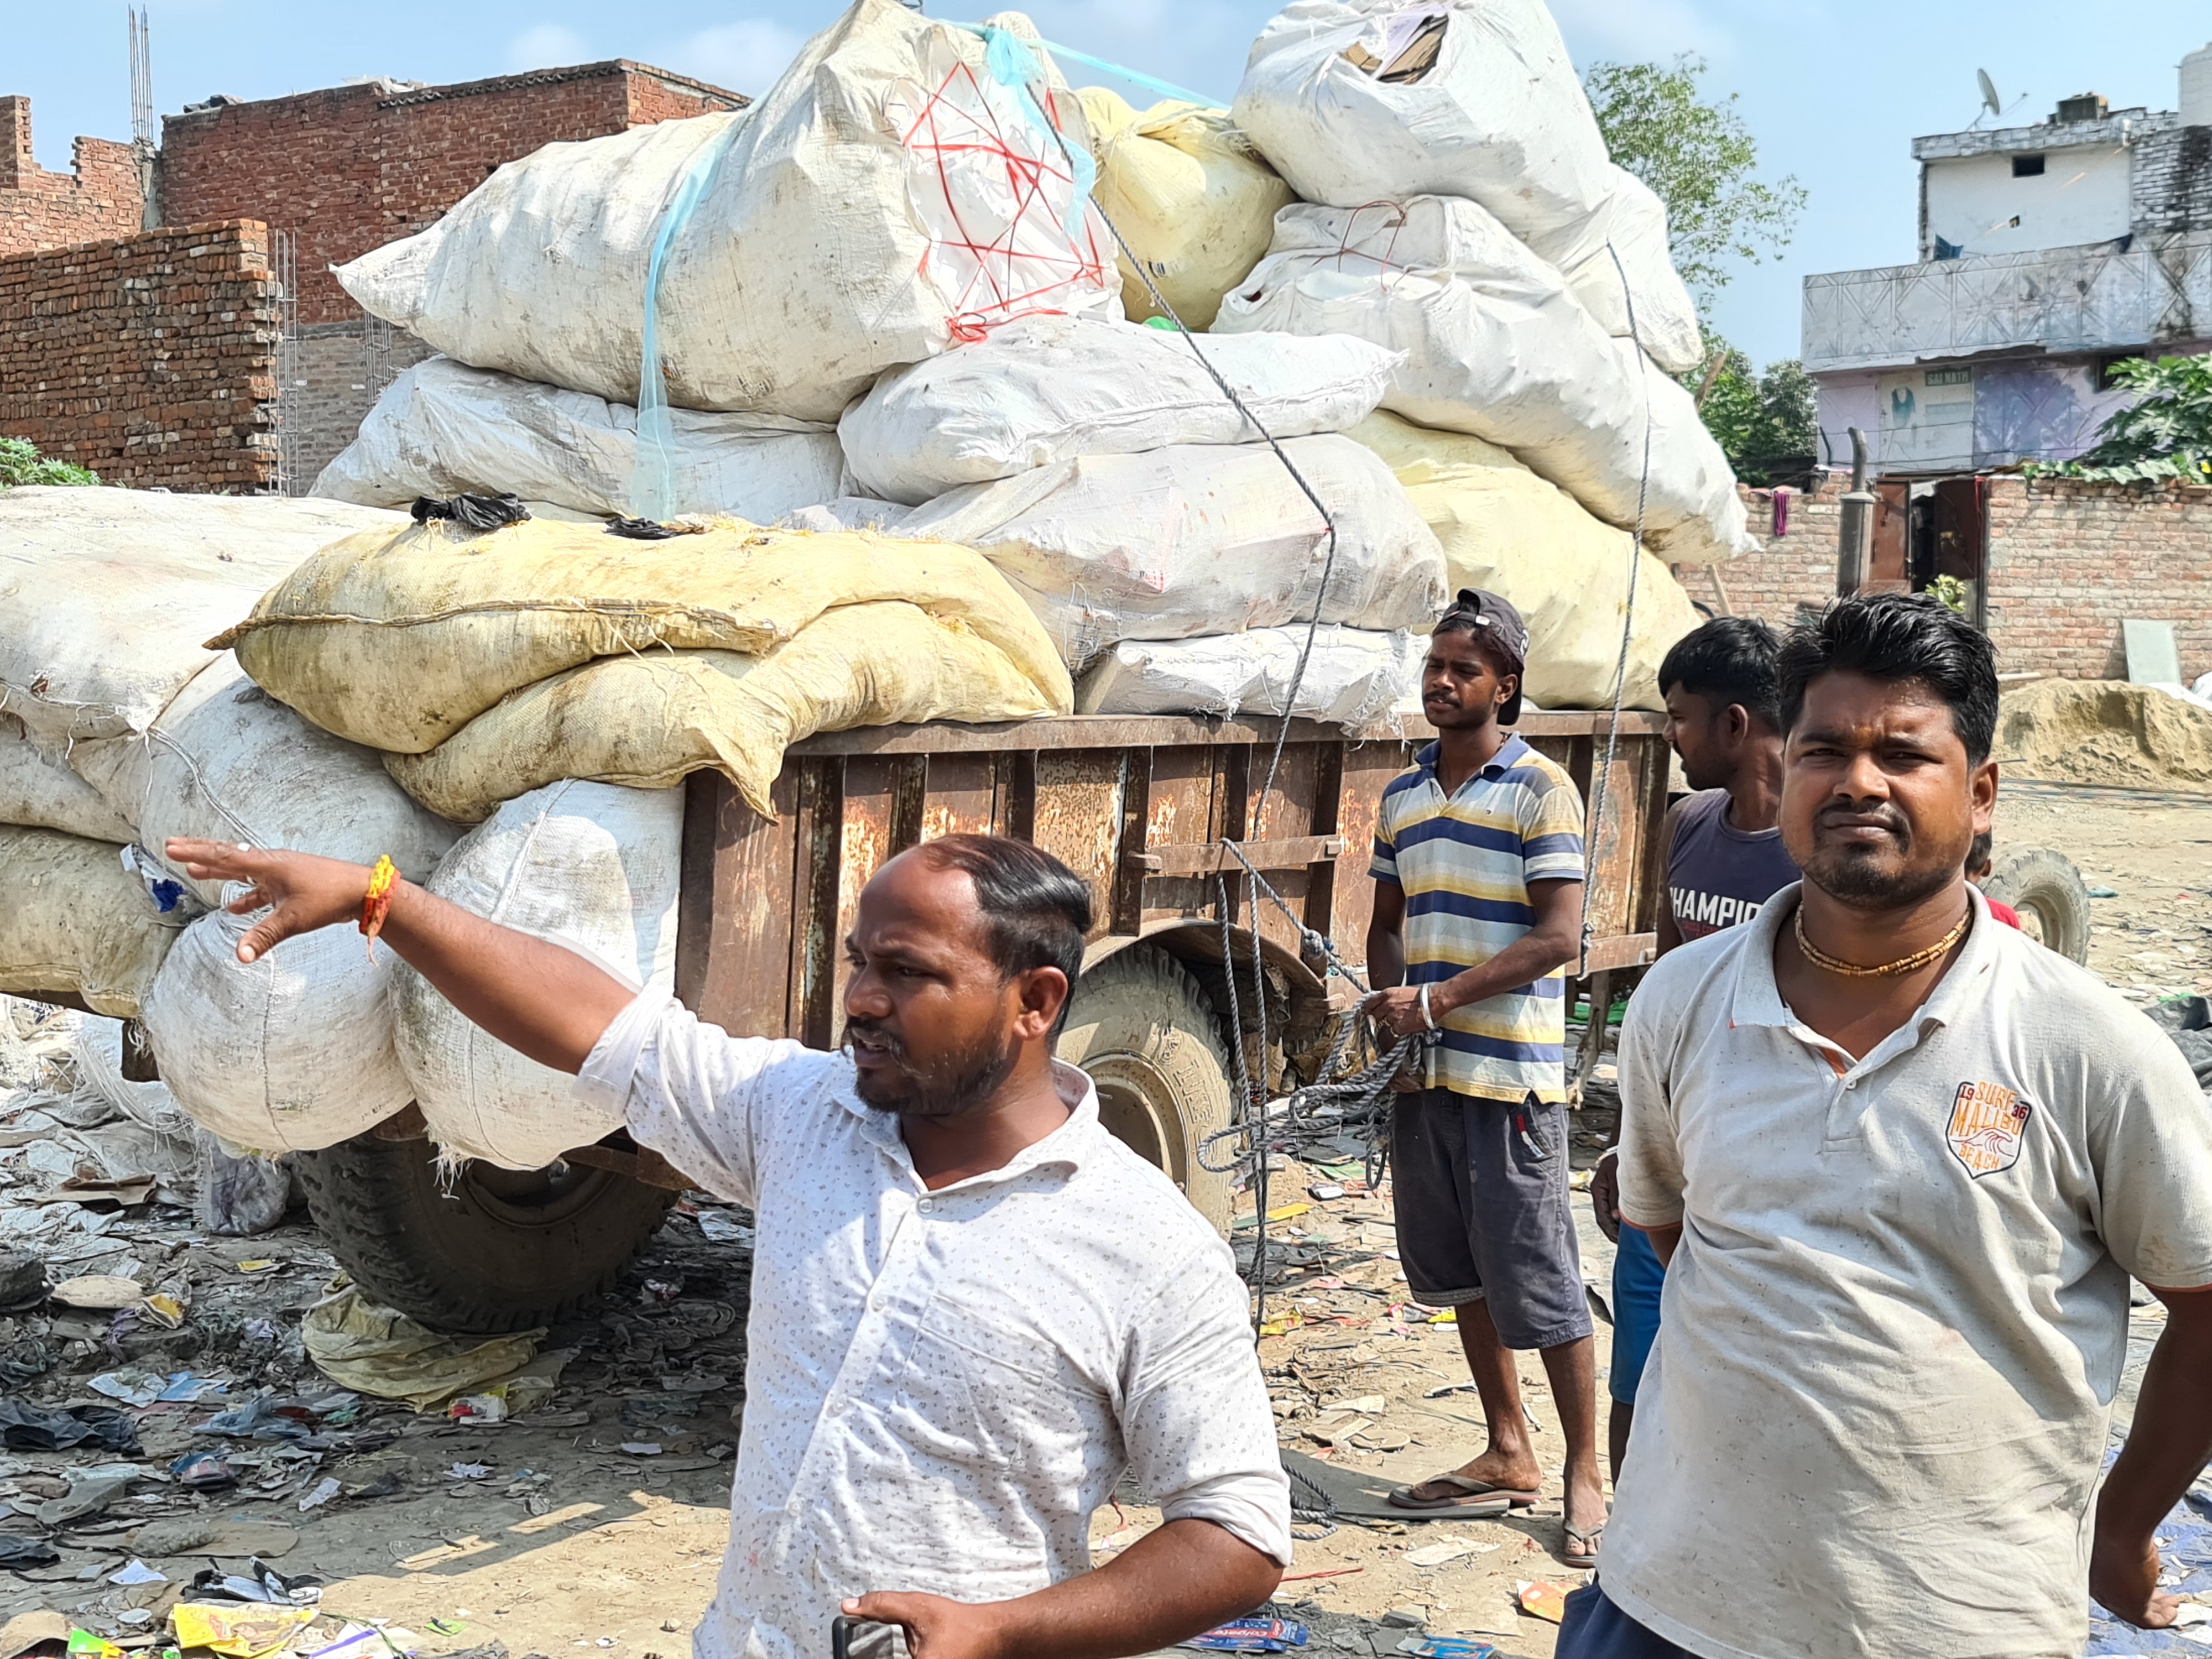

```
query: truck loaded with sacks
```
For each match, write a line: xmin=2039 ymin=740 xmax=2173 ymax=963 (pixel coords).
xmin=0 ymin=0 xmax=1745 ymax=1331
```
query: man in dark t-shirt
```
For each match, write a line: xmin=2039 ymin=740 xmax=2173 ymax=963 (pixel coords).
xmin=1590 ymin=618 xmax=1796 ymax=1479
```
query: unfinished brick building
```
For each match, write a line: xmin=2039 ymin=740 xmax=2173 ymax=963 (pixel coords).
xmin=0 ymin=97 xmax=145 ymax=257
xmin=159 ymin=60 xmax=744 ymax=484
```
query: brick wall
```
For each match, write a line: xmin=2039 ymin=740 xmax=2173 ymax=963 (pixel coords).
xmin=0 ymin=98 xmax=144 ymax=258
xmin=0 ymin=220 xmax=279 ymax=491
xmin=1984 ymin=474 xmax=2212 ymax=679
xmin=290 ymin=320 xmax=437 ymax=488
xmin=2130 ymin=123 xmax=2212 ymax=237
xmin=159 ymin=62 xmax=743 ymax=327
xmin=1690 ymin=479 xmax=1850 ymax=630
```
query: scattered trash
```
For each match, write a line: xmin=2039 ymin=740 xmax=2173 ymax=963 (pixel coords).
xmin=695 ymin=1212 xmax=752 ymax=1245
xmin=0 ymin=1398 xmax=140 ymax=1453
xmin=2089 ymin=885 xmax=2121 ymax=899
xmin=1380 ymin=1609 xmax=1428 ymax=1630
xmin=49 ymin=1275 xmax=143 ymax=1311
xmin=1405 ymin=1537 xmax=1496 ymax=1568
xmin=1307 ymin=1184 xmax=1345 ymax=1202
xmin=169 ymin=1601 xmax=316 ymax=1658
xmin=619 ymin=1442 xmax=664 ymax=1457
xmin=132 ymin=1517 xmax=299 ymax=1561
xmin=187 ymin=1557 xmax=321 ymax=1607
xmin=1516 ymin=1582 xmax=1571 ymax=1625
xmin=448 ymin=1394 xmax=507 ymax=1426
xmin=107 ymin=1559 xmax=166 ymax=1587
xmin=1395 ymin=1640 xmax=1496 ymax=1658
xmin=447 ymin=1464 xmax=492 ymax=1481
xmin=1181 ymin=1616 xmax=1308 ymax=1651
xmin=168 ymin=1451 xmax=237 ymax=1491
xmin=65 ymin=1630 xmax=125 ymax=1659
xmin=0 ymin=1535 xmax=60 ymax=1569
xmin=235 ymin=1260 xmax=281 ymax=1274
xmin=301 ymin=1283 xmax=547 ymax=1412
xmin=296 ymin=1477 xmax=342 ymax=1513
xmin=87 ymin=1369 xmax=169 ymax=1408
xmin=640 ymin=1280 xmax=682 ymax=1307
xmin=0 ymin=1251 xmax=46 ymax=1313
xmin=34 ymin=1465 xmax=138 ymax=1525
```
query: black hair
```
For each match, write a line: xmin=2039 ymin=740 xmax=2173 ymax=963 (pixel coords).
xmin=1658 ymin=616 xmax=1783 ymax=730
xmin=1777 ymin=593 xmax=1999 ymax=766
xmin=1968 ymin=828 xmax=1994 ymax=873
xmin=911 ymin=834 xmax=1092 ymax=1029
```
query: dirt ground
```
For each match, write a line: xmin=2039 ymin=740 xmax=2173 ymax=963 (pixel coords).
xmin=0 ymin=782 xmax=2201 ymax=1659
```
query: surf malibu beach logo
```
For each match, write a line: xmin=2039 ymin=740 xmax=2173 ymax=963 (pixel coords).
xmin=1947 ymin=1080 xmax=2032 ymax=1177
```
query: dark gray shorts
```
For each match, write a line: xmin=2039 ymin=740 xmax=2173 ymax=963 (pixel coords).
xmin=1391 ymin=1088 xmax=1592 ymax=1350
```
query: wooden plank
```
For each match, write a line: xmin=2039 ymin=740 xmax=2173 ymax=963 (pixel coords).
xmin=1304 ymin=742 xmax=1347 ymax=945
xmin=1245 ymin=742 xmax=1320 ymax=955
xmin=919 ymin=752 xmax=1004 ymax=840
xmin=1029 ymin=750 xmax=1127 ymax=939
xmin=1130 ymin=834 xmax=1344 ymax=876
xmin=1136 ymin=744 xmax=1222 ymax=927
xmin=1108 ymin=749 xmax=1152 ymax=936
xmin=791 ymin=758 xmax=844 ymax=1048
xmin=1582 ymin=932 xmax=1657 ymax=974
xmin=1578 ymin=732 xmax=1656 ymax=945
xmin=1330 ymin=738 xmax=1416 ymax=964
xmin=675 ymin=769 xmax=799 ymax=1037
xmin=784 ymin=709 xmax=1662 ymax=758
xmin=830 ymin=756 xmax=906 ymax=1021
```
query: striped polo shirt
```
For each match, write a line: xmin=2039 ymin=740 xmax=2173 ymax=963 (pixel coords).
xmin=1369 ymin=735 xmax=1587 ymax=1104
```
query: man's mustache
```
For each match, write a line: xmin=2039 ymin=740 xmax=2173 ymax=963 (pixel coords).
xmin=1814 ymin=801 xmax=1909 ymax=837
xmin=841 ymin=1019 xmax=906 ymax=1061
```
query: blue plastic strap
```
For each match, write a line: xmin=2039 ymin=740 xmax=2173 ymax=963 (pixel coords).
xmin=979 ymin=27 xmax=1097 ymax=241
xmin=632 ymin=115 xmax=748 ymax=521
xmin=953 ymin=23 xmax=1224 ymax=109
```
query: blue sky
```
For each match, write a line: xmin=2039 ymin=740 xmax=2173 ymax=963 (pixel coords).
xmin=10 ymin=1 xmax=2210 ymax=366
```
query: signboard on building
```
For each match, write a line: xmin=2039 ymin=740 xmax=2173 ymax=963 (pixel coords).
xmin=1878 ymin=367 xmax=1976 ymax=469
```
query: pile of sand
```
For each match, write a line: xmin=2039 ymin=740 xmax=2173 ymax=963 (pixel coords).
xmin=1997 ymin=679 xmax=2212 ymax=793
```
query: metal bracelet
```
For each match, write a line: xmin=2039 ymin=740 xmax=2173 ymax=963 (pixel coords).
xmin=1418 ymin=984 xmax=1437 ymax=1032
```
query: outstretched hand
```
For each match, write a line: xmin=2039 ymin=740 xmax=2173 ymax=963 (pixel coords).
xmin=841 ymin=1595 xmax=1006 ymax=1659
xmin=164 ymin=840 xmax=375 ymax=964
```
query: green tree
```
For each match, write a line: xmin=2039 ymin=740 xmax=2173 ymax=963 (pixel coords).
xmin=1582 ymin=55 xmax=1807 ymax=315
xmin=2060 ymin=354 xmax=2212 ymax=482
xmin=1693 ymin=346 xmax=1819 ymax=484
xmin=0 ymin=437 xmax=100 ymax=488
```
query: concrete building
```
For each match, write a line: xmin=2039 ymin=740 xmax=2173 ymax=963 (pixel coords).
xmin=1802 ymin=43 xmax=2212 ymax=477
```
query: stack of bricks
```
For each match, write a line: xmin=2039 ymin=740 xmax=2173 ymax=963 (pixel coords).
xmin=0 ymin=97 xmax=144 ymax=258
xmin=0 ymin=220 xmax=279 ymax=491
xmin=2129 ymin=123 xmax=2212 ymax=238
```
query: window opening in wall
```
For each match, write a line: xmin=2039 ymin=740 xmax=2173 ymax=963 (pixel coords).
xmin=2097 ymin=354 xmax=2138 ymax=392
xmin=2012 ymin=153 xmax=2046 ymax=177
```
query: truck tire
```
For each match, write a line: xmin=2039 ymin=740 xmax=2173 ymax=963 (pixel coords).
xmin=294 ymin=1134 xmax=677 ymax=1335
xmin=1057 ymin=946 xmax=1238 ymax=1235
xmin=1984 ymin=845 xmax=2091 ymax=966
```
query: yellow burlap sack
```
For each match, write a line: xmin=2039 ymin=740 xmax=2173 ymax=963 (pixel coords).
xmin=1078 ymin=88 xmax=1293 ymax=331
xmin=214 ymin=517 xmax=1072 ymax=754
xmin=1347 ymin=413 xmax=1703 ymax=712
xmin=386 ymin=602 xmax=1069 ymax=822
xmin=0 ymin=827 xmax=183 ymax=1018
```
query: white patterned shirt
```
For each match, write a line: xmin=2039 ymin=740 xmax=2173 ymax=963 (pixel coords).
xmin=574 ymin=992 xmax=1292 ymax=1659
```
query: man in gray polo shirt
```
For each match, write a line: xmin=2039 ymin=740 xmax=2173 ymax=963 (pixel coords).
xmin=1564 ymin=594 xmax=2212 ymax=1658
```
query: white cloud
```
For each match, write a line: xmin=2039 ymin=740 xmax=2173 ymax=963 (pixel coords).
xmin=663 ymin=19 xmax=809 ymax=95
xmin=508 ymin=23 xmax=592 ymax=72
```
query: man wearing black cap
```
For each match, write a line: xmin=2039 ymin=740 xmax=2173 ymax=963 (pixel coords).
xmin=1364 ymin=591 xmax=1605 ymax=1568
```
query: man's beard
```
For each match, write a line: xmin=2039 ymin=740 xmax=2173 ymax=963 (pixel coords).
xmin=841 ymin=1019 xmax=1018 ymax=1118
xmin=1798 ymin=802 xmax=1959 ymax=910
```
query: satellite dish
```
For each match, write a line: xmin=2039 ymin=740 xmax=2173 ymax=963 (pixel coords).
xmin=1978 ymin=69 xmax=2002 ymax=116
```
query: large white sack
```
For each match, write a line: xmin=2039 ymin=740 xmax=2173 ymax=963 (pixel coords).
xmin=336 ymin=2 xmax=1120 ymax=421
xmin=0 ymin=488 xmax=408 ymax=749
xmin=0 ymin=827 xmax=182 ymax=1019
xmin=1076 ymin=626 xmax=1422 ymax=725
xmin=1230 ymin=0 xmax=1700 ymax=371
xmin=0 ymin=714 xmax=135 ymax=842
xmin=1214 ymin=198 xmax=1752 ymax=565
xmin=841 ymin=316 xmax=1400 ymax=503
xmin=70 ymin=656 xmax=457 ymax=908
xmin=142 ymin=898 xmax=412 ymax=1155
xmin=314 ymin=358 xmax=844 ymax=522
xmin=396 ymin=781 xmax=683 ymax=1171
xmin=890 ymin=435 xmax=1447 ymax=668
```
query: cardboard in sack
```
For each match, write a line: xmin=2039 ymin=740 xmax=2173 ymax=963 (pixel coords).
xmin=0 ymin=827 xmax=182 ymax=1019
xmin=335 ymin=1 xmax=1119 ymax=421
xmin=1347 ymin=412 xmax=1703 ymax=711
xmin=839 ymin=316 xmax=1399 ymax=503
xmin=217 ymin=516 xmax=1071 ymax=755
xmin=1215 ymin=198 xmax=1752 ymax=566
xmin=387 ymin=601 xmax=1070 ymax=824
xmin=0 ymin=714 xmax=135 ymax=842
xmin=1077 ymin=87 xmax=1295 ymax=330
xmin=71 ymin=656 xmax=457 ymax=907
xmin=1076 ymin=625 xmax=1422 ymax=724
xmin=314 ymin=358 xmax=845 ymax=523
xmin=395 ymin=781 xmax=683 ymax=1171
xmin=140 ymin=894 xmax=415 ymax=1156
xmin=0 ymin=488 xmax=405 ymax=750
xmin=1230 ymin=0 xmax=1702 ymax=372
xmin=891 ymin=434 xmax=1447 ymax=669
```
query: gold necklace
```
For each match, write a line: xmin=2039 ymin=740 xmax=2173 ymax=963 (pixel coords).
xmin=1792 ymin=902 xmax=1971 ymax=978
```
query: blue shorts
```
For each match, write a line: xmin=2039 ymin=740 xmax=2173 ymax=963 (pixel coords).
xmin=1556 ymin=1583 xmax=1695 ymax=1658
xmin=1609 ymin=1223 xmax=1665 ymax=1406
